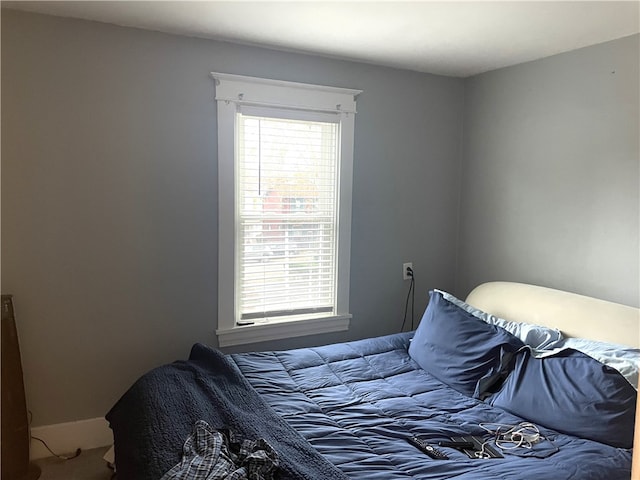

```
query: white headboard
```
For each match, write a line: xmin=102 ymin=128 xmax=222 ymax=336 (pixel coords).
xmin=465 ymin=281 xmax=640 ymax=348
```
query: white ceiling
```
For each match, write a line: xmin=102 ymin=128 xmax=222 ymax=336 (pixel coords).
xmin=4 ymin=1 xmax=639 ymax=77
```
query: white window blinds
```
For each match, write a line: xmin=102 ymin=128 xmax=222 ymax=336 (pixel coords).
xmin=237 ymin=109 xmax=340 ymax=322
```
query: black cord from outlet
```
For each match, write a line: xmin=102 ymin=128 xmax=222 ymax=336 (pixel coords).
xmin=409 ymin=268 xmax=415 ymax=330
xmin=410 ymin=269 xmax=415 ymax=330
xmin=400 ymin=268 xmax=415 ymax=332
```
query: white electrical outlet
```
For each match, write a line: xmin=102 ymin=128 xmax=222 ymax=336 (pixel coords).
xmin=403 ymin=262 xmax=413 ymax=280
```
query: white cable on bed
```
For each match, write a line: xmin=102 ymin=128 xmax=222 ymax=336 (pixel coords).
xmin=476 ymin=422 xmax=558 ymax=458
xmin=480 ymin=422 xmax=541 ymax=449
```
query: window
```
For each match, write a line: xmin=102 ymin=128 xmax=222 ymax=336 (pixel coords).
xmin=237 ymin=111 xmax=338 ymax=322
xmin=213 ymin=73 xmax=361 ymax=347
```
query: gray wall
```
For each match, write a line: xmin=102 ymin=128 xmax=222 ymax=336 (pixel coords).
xmin=1 ymin=10 xmax=464 ymax=426
xmin=458 ymin=34 xmax=639 ymax=307
xmin=3 ymin=9 xmax=638 ymax=429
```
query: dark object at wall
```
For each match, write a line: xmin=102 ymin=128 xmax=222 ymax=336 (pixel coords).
xmin=1 ymin=294 xmax=41 ymax=479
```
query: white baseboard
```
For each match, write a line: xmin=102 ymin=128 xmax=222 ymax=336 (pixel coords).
xmin=29 ymin=417 xmax=113 ymax=460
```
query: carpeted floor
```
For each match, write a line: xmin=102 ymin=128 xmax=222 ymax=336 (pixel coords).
xmin=34 ymin=446 xmax=114 ymax=480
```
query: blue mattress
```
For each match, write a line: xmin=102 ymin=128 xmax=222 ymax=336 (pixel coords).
xmin=107 ymin=332 xmax=633 ymax=480
xmin=231 ymin=332 xmax=632 ymax=480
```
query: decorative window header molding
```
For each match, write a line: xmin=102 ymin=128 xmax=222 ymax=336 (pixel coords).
xmin=210 ymin=72 xmax=362 ymax=114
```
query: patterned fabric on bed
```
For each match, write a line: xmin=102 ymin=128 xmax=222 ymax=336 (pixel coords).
xmin=230 ymin=332 xmax=633 ymax=480
xmin=160 ymin=420 xmax=279 ymax=480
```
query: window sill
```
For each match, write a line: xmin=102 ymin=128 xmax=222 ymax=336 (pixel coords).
xmin=216 ymin=314 xmax=351 ymax=347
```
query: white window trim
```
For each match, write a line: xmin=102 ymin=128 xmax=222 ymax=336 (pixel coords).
xmin=212 ymin=72 xmax=361 ymax=347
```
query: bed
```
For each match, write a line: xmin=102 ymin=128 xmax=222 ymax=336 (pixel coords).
xmin=106 ymin=281 xmax=639 ymax=480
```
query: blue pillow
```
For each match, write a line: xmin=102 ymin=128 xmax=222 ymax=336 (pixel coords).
xmin=489 ymin=348 xmax=637 ymax=448
xmin=408 ymin=290 xmax=525 ymax=398
xmin=437 ymin=289 xmax=564 ymax=350
xmin=551 ymin=337 xmax=639 ymax=389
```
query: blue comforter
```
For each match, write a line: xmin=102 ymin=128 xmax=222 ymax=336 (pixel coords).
xmin=107 ymin=332 xmax=633 ymax=480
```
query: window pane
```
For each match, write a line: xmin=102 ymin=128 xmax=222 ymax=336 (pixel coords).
xmin=237 ymin=114 xmax=339 ymax=320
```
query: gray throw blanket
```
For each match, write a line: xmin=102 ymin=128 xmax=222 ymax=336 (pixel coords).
xmin=107 ymin=343 xmax=350 ymax=480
